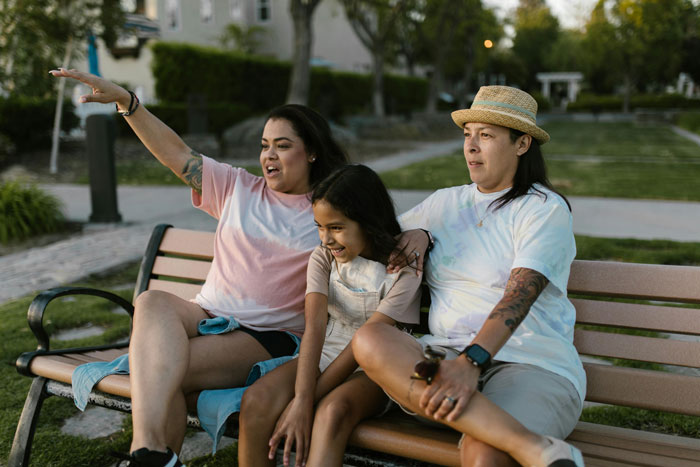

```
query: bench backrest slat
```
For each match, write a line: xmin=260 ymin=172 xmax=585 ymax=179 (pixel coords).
xmin=584 ymin=363 xmax=700 ymax=416
xmin=147 ymin=279 xmax=201 ymax=301
xmin=572 ymin=298 xmax=700 ymax=335
xmin=151 ymin=256 xmax=211 ymax=282
xmin=159 ymin=228 xmax=215 ymax=260
xmin=575 ymin=329 xmax=700 ymax=368
xmin=569 ymin=260 xmax=700 ymax=304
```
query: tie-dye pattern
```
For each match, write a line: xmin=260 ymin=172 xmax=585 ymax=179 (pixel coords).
xmin=399 ymin=183 xmax=586 ymax=402
xmin=191 ymin=156 xmax=319 ymax=336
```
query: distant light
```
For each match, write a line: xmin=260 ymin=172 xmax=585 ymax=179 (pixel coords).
xmin=484 ymin=39 xmax=493 ymax=49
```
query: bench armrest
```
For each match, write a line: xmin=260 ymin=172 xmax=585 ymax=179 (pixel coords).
xmin=27 ymin=286 xmax=134 ymax=352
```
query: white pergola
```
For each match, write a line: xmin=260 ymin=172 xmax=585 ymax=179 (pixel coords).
xmin=536 ymin=72 xmax=584 ymax=102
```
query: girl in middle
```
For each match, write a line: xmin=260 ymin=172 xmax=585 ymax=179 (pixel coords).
xmin=237 ymin=164 xmax=423 ymax=467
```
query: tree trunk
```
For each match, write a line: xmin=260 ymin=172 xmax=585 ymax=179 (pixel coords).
xmin=425 ymin=4 xmax=459 ymax=114
xmin=372 ymin=46 xmax=385 ymax=118
xmin=286 ymin=0 xmax=319 ymax=105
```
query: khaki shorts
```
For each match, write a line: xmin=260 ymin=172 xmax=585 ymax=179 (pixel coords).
xmin=398 ymin=343 xmax=582 ymax=439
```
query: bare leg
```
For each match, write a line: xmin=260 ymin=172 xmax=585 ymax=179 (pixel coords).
xmin=460 ymin=435 xmax=518 ymax=467
xmin=306 ymin=373 xmax=388 ymax=467
xmin=352 ymin=323 xmax=549 ymax=466
xmin=238 ymin=360 xmax=299 ymax=467
xmin=129 ymin=290 xmax=272 ymax=453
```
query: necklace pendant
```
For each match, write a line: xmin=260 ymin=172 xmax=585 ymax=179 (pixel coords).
xmin=477 ymin=220 xmax=483 ymax=227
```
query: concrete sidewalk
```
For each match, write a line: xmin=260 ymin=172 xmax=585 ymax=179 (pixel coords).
xmin=2 ymin=135 xmax=700 ymax=304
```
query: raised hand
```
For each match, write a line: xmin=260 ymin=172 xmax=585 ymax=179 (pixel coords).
xmin=49 ymin=68 xmax=131 ymax=110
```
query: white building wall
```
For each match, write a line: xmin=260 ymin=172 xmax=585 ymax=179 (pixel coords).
xmin=74 ymin=0 xmax=375 ymax=103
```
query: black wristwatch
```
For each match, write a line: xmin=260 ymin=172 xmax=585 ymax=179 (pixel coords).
xmin=461 ymin=344 xmax=492 ymax=371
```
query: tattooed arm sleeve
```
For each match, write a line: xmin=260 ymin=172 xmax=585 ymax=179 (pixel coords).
xmin=488 ymin=267 xmax=549 ymax=333
xmin=181 ymin=150 xmax=203 ymax=195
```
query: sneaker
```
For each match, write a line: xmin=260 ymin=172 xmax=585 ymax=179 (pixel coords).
xmin=541 ymin=436 xmax=584 ymax=467
xmin=112 ymin=447 xmax=185 ymax=467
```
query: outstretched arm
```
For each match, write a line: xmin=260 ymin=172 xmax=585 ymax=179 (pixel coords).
xmin=421 ymin=267 xmax=549 ymax=422
xmin=49 ymin=68 xmax=202 ymax=193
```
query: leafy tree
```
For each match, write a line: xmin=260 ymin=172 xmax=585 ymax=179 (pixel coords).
xmin=0 ymin=0 xmax=123 ymax=97
xmin=581 ymin=0 xmax=622 ymax=94
xmin=219 ymin=22 xmax=266 ymax=54
xmin=340 ymin=0 xmax=411 ymax=117
xmin=286 ymin=0 xmax=323 ymax=105
xmin=680 ymin=0 xmax=700 ymax=84
xmin=511 ymin=0 xmax=560 ymax=91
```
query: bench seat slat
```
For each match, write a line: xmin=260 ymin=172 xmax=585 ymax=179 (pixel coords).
xmin=569 ymin=260 xmax=700 ymax=304
xmin=147 ymin=279 xmax=202 ymax=301
xmin=349 ymin=414 xmax=460 ymax=466
xmin=583 ymin=363 xmax=700 ymax=415
xmin=572 ymin=298 xmax=700 ymax=335
xmin=151 ymin=256 xmax=210 ymax=282
xmin=574 ymin=329 xmax=700 ymax=367
xmin=159 ymin=228 xmax=214 ymax=259
xmin=571 ymin=421 xmax=700 ymax=462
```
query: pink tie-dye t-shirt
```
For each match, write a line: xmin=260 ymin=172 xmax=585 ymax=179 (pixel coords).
xmin=191 ymin=156 xmax=318 ymax=336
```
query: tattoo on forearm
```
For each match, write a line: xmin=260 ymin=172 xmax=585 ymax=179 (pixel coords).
xmin=182 ymin=150 xmax=203 ymax=194
xmin=487 ymin=268 xmax=549 ymax=333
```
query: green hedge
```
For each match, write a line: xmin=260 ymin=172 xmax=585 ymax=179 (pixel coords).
xmin=150 ymin=42 xmax=428 ymax=120
xmin=568 ymin=93 xmax=700 ymax=112
xmin=0 ymin=97 xmax=79 ymax=153
xmin=0 ymin=181 xmax=64 ymax=244
xmin=116 ymin=101 xmax=253 ymax=138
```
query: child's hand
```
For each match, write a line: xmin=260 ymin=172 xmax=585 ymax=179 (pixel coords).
xmin=268 ymin=396 xmax=314 ymax=467
xmin=387 ymin=229 xmax=429 ymax=275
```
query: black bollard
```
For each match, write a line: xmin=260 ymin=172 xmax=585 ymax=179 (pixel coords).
xmin=86 ymin=114 xmax=122 ymax=223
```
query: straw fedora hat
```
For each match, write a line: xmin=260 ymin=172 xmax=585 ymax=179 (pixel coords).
xmin=451 ymin=86 xmax=550 ymax=144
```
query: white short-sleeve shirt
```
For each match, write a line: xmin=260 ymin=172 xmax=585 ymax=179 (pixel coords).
xmin=399 ymin=183 xmax=586 ymax=401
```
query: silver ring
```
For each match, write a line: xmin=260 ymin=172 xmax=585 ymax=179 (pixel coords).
xmin=444 ymin=395 xmax=456 ymax=404
xmin=413 ymin=251 xmax=420 ymax=258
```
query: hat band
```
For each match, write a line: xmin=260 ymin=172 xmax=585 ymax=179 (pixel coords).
xmin=472 ymin=107 xmax=539 ymax=129
xmin=472 ymin=100 xmax=536 ymax=120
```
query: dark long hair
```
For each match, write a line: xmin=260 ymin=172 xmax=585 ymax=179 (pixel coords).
xmin=311 ymin=165 xmax=401 ymax=264
xmin=265 ymin=104 xmax=349 ymax=190
xmin=491 ymin=129 xmax=571 ymax=211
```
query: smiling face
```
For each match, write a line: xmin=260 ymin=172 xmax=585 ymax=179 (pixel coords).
xmin=260 ymin=118 xmax=314 ymax=195
xmin=313 ymin=199 xmax=371 ymax=263
xmin=462 ymin=122 xmax=531 ymax=193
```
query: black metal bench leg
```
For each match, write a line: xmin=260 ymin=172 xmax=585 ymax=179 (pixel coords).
xmin=9 ymin=377 xmax=50 ymax=467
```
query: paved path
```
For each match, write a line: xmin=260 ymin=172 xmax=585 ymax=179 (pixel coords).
xmin=2 ymin=137 xmax=700 ymax=304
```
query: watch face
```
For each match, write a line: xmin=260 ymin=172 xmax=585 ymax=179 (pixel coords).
xmin=467 ymin=344 xmax=490 ymax=366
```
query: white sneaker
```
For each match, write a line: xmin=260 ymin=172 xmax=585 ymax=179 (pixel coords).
xmin=540 ymin=436 xmax=584 ymax=467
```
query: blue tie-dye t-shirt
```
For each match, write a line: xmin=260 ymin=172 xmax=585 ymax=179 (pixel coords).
xmin=399 ymin=183 xmax=586 ymax=402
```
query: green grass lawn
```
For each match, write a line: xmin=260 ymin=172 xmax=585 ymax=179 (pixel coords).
xmin=381 ymin=121 xmax=700 ymax=201
xmin=2 ymin=236 xmax=700 ymax=465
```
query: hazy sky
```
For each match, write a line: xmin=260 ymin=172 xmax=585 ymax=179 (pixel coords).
xmin=483 ymin=0 xmax=598 ymax=30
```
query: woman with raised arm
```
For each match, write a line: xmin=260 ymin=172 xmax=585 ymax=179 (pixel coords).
xmin=50 ymin=69 xmax=349 ymax=467
xmin=352 ymin=86 xmax=586 ymax=467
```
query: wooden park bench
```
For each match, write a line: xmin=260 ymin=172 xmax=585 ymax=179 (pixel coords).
xmin=10 ymin=224 xmax=700 ymax=466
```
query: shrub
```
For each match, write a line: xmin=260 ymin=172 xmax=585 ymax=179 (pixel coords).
xmin=0 ymin=97 xmax=79 ymax=153
xmin=0 ymin=181 xmax=65 ymax=244
xmin=116 ymin=101 xmax=254 ymax=138
xmin=568 ymin=93 xmax=700 ymax=112
xmin=150 ymin=42 xmax=428 ymax=119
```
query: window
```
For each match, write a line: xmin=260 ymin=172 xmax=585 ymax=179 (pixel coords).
xmin=256 ymin=0 xmax=271 ymax=23
xmin=165 ymin=0 xmax=181 ymax=31
xmin=200 ymin=0 xmax=213 ymax=23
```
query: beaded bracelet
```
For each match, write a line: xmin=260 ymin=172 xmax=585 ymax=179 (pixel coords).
xmin=116 ymin=90 xmax=140 ymax=116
